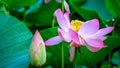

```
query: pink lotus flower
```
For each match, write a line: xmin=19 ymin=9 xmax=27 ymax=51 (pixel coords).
xmin=29 ymin=30 xmax=46 ymax=67
xmin=69 ymin=19 xmax=114 ymax=61
xmin=45 ymin=8 xmax=114 ymax=62
xmin=69 ymin=19 xmax=114 ymax=52
xmin=44 ymin=0 xmax=70 ymax=12
xmin=45 ymin=8 xmax=71 ymax=46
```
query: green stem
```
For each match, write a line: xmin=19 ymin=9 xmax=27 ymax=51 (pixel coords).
xmin=52 ymin=18 xmax=55 ymax=28
xmin=74 ymin=54 xmax=77 ymax=68
xmin=61 ymin=0 xmax=64 ymax=68
xmin=61 ymin=43 xmax=64 ymax=68
xmin=62 ymin=0 xmax=64 ymax=12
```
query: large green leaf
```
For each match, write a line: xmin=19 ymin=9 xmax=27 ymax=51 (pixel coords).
xmin=25 ymin=0 xmax=60 ymax=27
xmin=69 ymin=0 xmax=106 ymax=27
xmin=40 ymin=27 xmax=120 ymax=67
xmin=1 ymin=0 xmax=36 ymax=8
xmin=105 ymin=0 xmax=120 ymax=17
xmin=80 ymin=0 xmax=112 ymax=20
xmin=0 ymin=14 xmax=32 ymax=68
xmin=69 ymin=0 xmax=100 ymax=21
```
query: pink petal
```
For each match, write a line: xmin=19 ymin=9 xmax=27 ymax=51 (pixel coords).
xmin=86 ymin=45 xmax=102 ymax=52
xmin=78 ymin=19 xmax=99 ymax=36
xmin=94 ymin=26 xmax=114 ymax=37
xmin=64 ymin=0 xmax=70 ymax=12
xmin=44 ymin=0 xmax=51 ymax=3
xmin=88 ymin=35 xmax=107 ymax=41
xmin=85 ymin=38 xmax=106 ymax=52
xmin=54 ymin=8 xmax=69 ymax=31
xmin=58 ymin=28 xmax=71 ymax=42
xmin=98 ymin=36 xmax=106 ymax=41
xmin=64 ymin=11 xmax=70 ymax=28
xmin=45 ymin=36 xmax=62 ymax=46
xmin=69 ymin=29 xmax=80 ymax=45
xmin=70 ymin=46 xmax=75 ymax=62
xmin=85 ymin=38 xmax=105 ymax=48
xmin=32 ymin=30 xmax=44 ymax=47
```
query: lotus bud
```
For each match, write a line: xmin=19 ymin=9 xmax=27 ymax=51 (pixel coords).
xmin=29 ymin=30 xmax=46 ymax=67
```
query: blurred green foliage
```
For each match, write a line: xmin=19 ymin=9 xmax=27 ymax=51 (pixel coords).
xmin=0 ymin=0 xmax=120 ymax=68
xmin=1 ymin=0 xmax=37 ymax=8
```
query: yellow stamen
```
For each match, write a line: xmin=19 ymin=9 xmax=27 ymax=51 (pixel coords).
xmin=71 ymin=20 xmax=83 ymax=32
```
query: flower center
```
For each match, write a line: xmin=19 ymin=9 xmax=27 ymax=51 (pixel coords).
xmin=71 ymin=20 xmax=83 ymax=32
